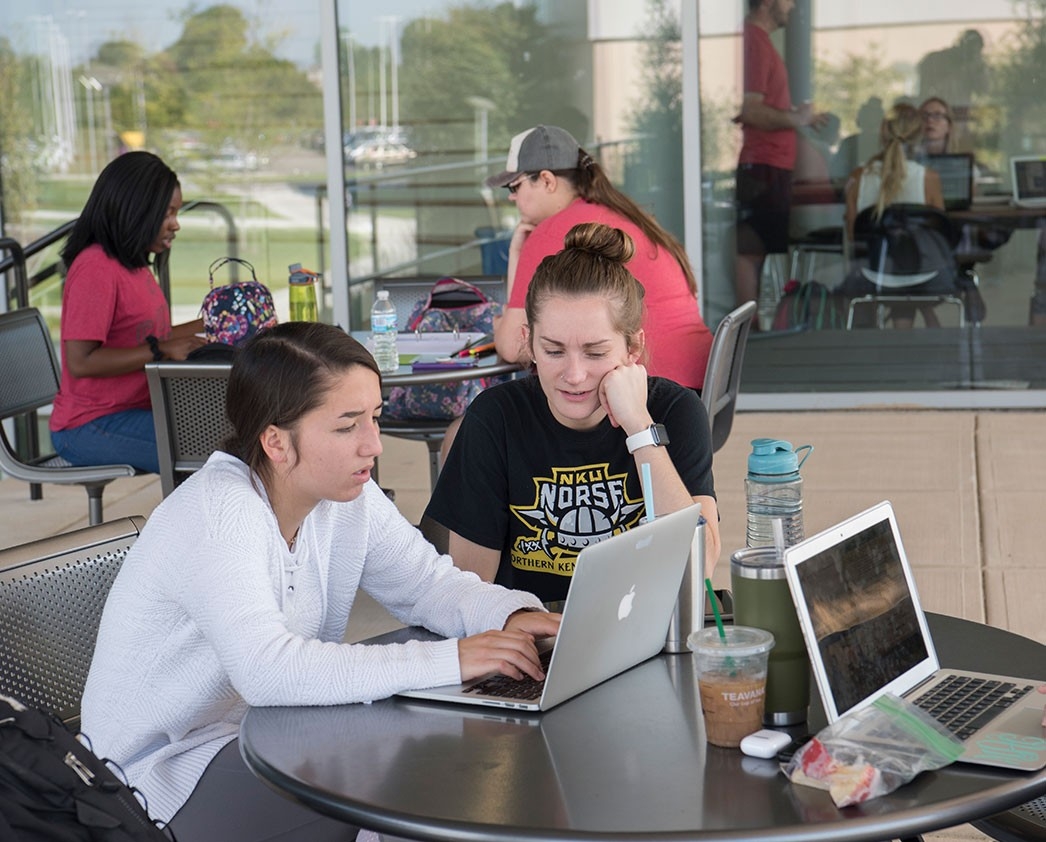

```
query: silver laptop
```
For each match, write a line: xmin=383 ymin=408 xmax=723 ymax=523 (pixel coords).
xmin=783 ymin=501 xmax=1046 ymax=771
xmin=1011 ymin=155 xmax=1046 ymax=208
xmin=400 ymin=503 xmax=703 ymax=712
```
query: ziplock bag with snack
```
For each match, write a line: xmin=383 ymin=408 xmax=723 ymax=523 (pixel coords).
xmin=782 ymin=692 xmax=964 ymax=807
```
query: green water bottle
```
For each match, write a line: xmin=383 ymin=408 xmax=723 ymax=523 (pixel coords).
xmin=288 ymin=263 xmax=319 ymax=322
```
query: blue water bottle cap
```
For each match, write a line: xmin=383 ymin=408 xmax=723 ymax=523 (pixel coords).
xmin=747 ymin=438 xmax=812 ymax=478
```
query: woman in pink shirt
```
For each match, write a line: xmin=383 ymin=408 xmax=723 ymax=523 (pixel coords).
xmin=50 ymin=152 xmax=205 ymax=472
xmin=488 ymin=125 xmax=712 ymax=391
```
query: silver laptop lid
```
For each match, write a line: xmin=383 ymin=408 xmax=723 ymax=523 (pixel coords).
xmin=782 ymin=501 xmax=940 ymax=722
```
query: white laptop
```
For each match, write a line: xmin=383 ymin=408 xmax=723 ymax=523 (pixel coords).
xmin=399 ymin=503 xmax=703 ymax=712
xmin=783 ymin=501 xmax=1046 ymax=771
xmin=1010 ymin=155 xmax=1046 ymax=208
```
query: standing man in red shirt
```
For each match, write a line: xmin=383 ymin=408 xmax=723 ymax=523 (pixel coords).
xmin=734 ymin=0 xmax=825 ymax=312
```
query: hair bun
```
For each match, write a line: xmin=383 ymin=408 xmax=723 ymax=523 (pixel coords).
xmin=562 ymin=222 xmax=635 ymax=265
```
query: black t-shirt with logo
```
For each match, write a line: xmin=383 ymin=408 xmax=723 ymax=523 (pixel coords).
xmin=424 ymin=374 xmax=715 ymax=603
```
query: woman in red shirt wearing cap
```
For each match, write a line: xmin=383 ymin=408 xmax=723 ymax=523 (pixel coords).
xmin=488 ymin=125 xmax=713 ymax=391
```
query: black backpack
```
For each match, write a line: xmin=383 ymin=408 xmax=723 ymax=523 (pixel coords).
xmin=0 ymin=695 xmax=172 ymax=841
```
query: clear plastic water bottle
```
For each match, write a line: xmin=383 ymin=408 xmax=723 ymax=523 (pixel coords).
xmin=370 ymin=290 xmax=399 ymax=374
xmin=288 ymin=263 xmax=319 ymax=322
xmin=745 ymin=439 xmax=813 ymax=548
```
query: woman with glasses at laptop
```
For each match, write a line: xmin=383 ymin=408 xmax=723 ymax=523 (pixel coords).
xmin=918 ymin=95 xmax=1006 ymax=322
xmin=424 ymin=222 xmax=720 ymax=606
xmin=80 ymin=321 xmax=560 ymax=842
xmin=488 ymin=124 xmax=713 ymax=390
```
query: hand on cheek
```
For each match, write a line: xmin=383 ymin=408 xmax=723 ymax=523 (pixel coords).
xmin=599 ymin=363 xmax=650 ymax=432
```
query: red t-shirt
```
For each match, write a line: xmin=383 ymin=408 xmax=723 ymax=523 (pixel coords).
xmin=739 ymin=21 xmax=796 ymax=171
xmin=50 ymin=244 xmax=172 ymax=431
xmin=508 ymin=199 xmax=713 ymax=389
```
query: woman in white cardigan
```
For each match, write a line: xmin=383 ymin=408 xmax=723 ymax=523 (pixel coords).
xmin=81 ymin=321 xmax=560 ymax=841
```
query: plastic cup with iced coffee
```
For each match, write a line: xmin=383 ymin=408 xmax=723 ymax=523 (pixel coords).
xmin=688 ymin=626 xmax=775 ymax=748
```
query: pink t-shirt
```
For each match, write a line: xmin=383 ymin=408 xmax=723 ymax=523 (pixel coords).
xmin=508 ymin=199 xmax=712 ymax=389
xmin=50 ymin=244 xmax=172 ymax=431
xmin=739 ymin=21 xmax=796 ymax=171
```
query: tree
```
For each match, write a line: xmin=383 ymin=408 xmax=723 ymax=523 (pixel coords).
xmin=158 ymin=4 xmax=321 ymax=148
xmin=991 ymin=0 xmax=1046 ymax=155
xmin=627 ymin=0 xmax=686 ymax=239
xmin=398 ymin=2 xmax=573 ymax=155
xmin=0 ymin=37 xmax=38 ymax=231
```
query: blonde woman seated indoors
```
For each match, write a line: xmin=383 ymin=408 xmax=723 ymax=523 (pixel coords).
xmin=841 ymin=102 xmax=956 ymax=328
xmin=425 ymin=222 xmax=720 ymax=606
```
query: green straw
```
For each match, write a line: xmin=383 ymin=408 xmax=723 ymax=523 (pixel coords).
xmin=705 ymin=578 xmax=726 ymax=642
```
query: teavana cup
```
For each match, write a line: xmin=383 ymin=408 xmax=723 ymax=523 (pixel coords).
xmin=687 ymin=626 xmax=775 ymax=748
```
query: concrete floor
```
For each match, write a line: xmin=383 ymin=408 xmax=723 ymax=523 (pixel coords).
xmin=2 ymin=408 xmax=1044 ymax=842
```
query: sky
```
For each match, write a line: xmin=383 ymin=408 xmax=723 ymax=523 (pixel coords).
xmin=0 ymin=0 xmax=1033 ymax=67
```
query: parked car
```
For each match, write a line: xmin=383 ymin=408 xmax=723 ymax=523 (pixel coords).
xmin=346 ymin=138 xmax=417 ymax=167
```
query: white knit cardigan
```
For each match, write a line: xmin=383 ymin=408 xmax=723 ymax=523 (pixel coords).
xmin=81 ymin=452 xmax=543 ymax=821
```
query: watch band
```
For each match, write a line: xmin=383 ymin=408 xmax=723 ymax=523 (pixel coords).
xmin=625 ymin=423 xmax=668 ymax=454
xmin=146 ymin=335 xmax=165 ymax=362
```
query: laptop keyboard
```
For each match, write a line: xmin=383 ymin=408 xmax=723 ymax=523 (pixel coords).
xmin=913 ymin=674 xmax=1035 ymax=741
xmin=464 ymin=648 xmax=553 ymax=701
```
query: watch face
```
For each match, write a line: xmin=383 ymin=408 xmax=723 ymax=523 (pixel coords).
xmin=652 ymin=423 xmax=669 ymax=446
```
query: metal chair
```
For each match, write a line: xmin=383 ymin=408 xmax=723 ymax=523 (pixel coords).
xmin=145 ymin=361 xmax=234 ymax=497
xmin=0 ymin=515 xmax=145 ymax=729
xmin=701 ymin=300 xmax=757 ymax=453
xmin=972 ymin=795 xmax=1046 ymax=842
xmin=0 ymin=307 xmax=136 ymax=525
xmin=847 ymin=204 xmax=966 ymax=329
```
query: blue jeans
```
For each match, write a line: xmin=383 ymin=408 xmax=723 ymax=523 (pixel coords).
xmin=51 ymin=408 xmax=159 ymax=474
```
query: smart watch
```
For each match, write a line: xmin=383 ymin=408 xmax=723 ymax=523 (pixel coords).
xmin=625 ymin=423 xmax=670 ymax=454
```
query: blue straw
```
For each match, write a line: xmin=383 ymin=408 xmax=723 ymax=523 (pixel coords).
xmin=640 ymin=462 xmax=655 ymax=521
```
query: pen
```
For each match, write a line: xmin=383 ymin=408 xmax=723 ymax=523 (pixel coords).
xmin=466 ymin=342 xmax=497 ymax=357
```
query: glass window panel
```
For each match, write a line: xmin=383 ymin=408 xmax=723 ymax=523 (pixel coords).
xmin=699 ymin=2 xmax=1046 ymax=397
xmin=336 ymin=0 xmax=692 ymax=329
xmin=0 ymin=1 xmax=328 ymax=325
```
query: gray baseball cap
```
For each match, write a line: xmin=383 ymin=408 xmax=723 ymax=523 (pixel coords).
xmin=485 ymin=125 xmax=581 ymax=188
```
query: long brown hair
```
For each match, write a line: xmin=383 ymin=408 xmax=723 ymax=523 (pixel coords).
xmin=223 ymin=322 xmax=380 ymax=485
xmin=551 ymin=150 xmax=698 ymax=296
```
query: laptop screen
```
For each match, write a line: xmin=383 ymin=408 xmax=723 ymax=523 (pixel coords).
xmin=927 ymin=153 xmax=973 ymax=210
xmin=789 ymin=514 xmax=930 ymax=716
xmin=1012 ymin=156 xmax=1046 ymax=203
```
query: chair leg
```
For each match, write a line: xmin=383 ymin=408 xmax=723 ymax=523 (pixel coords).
xmin=85 ymin=485 xmax=105 ymax=526
xmin=425 ymin=439 xmax=442 ymax=490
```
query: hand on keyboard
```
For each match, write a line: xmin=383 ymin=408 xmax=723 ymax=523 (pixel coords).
xmin=458 ymin=628 xmax=548 ymax=683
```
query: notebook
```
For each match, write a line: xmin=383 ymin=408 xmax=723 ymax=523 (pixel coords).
xmin=783 ymin=501 xmax=1046 ymax=771
xmin=1011 ymin=155 xmax=1046 ymax=208
xmin=927 ymin=153 xmax=974 ymax=211
xmin=399 ymin=502 xmax=703 ymax=712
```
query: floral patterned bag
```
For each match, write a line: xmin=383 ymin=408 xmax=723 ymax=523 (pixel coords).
xmin=199 ymin=257 xmax=279 ymax=346
xmin=383 ymin=278 xmax=512 ymax=420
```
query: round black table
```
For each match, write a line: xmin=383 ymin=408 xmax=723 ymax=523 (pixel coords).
xmin=240 ymin=615 xmax=1046 ymax=842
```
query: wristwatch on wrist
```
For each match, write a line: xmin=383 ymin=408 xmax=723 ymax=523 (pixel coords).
xmin=146 ymin=335 xmax=165 ymax=362
xmin=625 ymin=423 xmax=670 ymax=454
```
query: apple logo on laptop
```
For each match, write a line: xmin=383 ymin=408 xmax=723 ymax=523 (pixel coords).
xmin=618 ymin=584 xmax=636 ymax=620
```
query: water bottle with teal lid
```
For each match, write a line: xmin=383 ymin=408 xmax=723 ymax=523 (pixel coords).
xmin=745 ymin=438 xmax=813 ymax=548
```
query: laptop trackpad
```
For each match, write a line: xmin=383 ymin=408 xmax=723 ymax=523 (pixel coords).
xmin=962 ymin=707 xmax=1046 ymax=770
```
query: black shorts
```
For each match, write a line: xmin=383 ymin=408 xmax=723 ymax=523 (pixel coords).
xmin=736 ymin=163 xmax=792 ymax=255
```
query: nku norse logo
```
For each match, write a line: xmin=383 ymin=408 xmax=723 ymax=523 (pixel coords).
xmin=510 ymin=463 xmax=644 ymax=559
